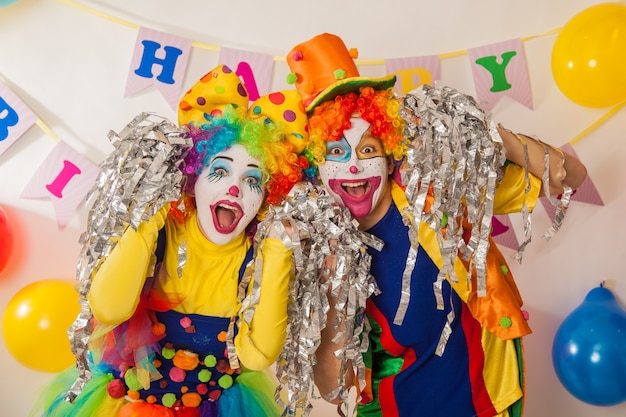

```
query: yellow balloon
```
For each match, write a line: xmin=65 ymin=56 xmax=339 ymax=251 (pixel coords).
xmin=552 ymin=3 xmax=626 ymax=108
xmin=2 ymin=279 xmax=80 ymax=372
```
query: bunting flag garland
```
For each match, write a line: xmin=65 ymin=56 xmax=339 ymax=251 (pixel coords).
xmin=539 ymin=143 xmax=604 ymax=222
xmin=1 ymin=0 xmax=621 ymax=231
xmin=58 ymin=0 xmax=549 ymax=112
xmin=218 ymin=47 xmax=275 ymax=102
xmin=0 ymin=80 xmax=38 ymax=158
xmin=468 ymin=38 xmax=533 ymax=111
xmin=20 ymin=141 xmax=100 ymax=229
xmin=385 ymin=54 xmax=441 ymax=95
xmin=492 ymin=215 xmax=520 ymax=251
xmin=124 ymin=27 xmax=192 ymax=110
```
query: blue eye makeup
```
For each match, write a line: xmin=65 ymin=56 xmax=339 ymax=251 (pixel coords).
xmin=325 ymin=137 xmax=352 ymax=163
xmin=245 ymin=168 xmax=263 ymax=193
xmin=206 ymin=159 xmax=231 ymax=182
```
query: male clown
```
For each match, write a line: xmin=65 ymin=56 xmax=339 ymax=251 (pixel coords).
xmin=285 ymin=33 xmax=587 ymax=417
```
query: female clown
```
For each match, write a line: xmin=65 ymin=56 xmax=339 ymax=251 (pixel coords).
xmin=283 ymin=33 xmax=588 ymax=417
xmin=36 ymin=64 xmax=309 ymax=417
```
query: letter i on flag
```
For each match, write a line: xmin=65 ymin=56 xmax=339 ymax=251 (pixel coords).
xmin=125 ymin=27 xmax=192 ymax=110
xmin=0 ymin=81 xmax=38 ymax=158
xmin=21 ymin=142 xmax=100 ymax=229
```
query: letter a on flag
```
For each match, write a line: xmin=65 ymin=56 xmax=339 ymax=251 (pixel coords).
xmin=218 ymin=47 xmax=274 ymax=102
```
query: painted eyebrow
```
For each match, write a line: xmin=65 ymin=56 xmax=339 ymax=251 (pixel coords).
xmin=210 ymin=155 xmax=233 ymax=164
xmin=211 ymin=156 xmax=260 ymax=170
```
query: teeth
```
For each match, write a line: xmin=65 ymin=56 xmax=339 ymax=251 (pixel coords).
xmin=343 ymin=181 xmax=366 ymax=187
xmin=216 ymin=203 xmax=238 ymax=229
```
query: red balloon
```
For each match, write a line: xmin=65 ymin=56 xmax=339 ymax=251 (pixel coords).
xmin=0 ymin=205 xmax=14 ymax=274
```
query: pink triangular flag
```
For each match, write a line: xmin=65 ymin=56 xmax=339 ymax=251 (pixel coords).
xmin=468 ymin=38 xmax=533 ymax=111
xmin=0 ymin=81 xmax=38 ymax=158
xmin=492 ymin=214 xmax=519 ymax=250
xmin=559 ymin=143 xmax=604 ymax=206
xmin=21 ymin=141 xmax=100 ymax=229
xmin=124 ymin=27 xmax=192 ymax=109
xmin=385 ymin=55 xmax=441 ymax=95
xmin=218 ymin=47 xmax=274 ymax=101
xmin=540 ymin=143 xmax=604 ymax=222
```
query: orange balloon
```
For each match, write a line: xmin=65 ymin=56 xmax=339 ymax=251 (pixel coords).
xmin=1 ymin=279 xmax=80 ymax=372
xmin=552 ymin=3 xmax=626 ymax=107
xmin=0 ymin=205 xmax=13 ymax=275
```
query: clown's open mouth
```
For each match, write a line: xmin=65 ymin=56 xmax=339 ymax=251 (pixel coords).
xmin=342 ymin=181 xmax=369 ymax=198
xmin=211 ymin=202 xmax=243 ymax=233
xmin=328 ymin=177 xmax=381 ymax=202
xmin=326 ymin=176 xmax=382 ymax=218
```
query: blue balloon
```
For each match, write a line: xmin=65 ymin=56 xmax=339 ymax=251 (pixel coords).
xmin=552 ymin=286 xmax=626 ymax=406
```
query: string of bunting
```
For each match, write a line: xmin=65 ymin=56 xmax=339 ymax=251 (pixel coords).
xmin=56 ymin=0 xmax=561 ymax=62
xmin=0 ymin=0 xmax=613 ymax=236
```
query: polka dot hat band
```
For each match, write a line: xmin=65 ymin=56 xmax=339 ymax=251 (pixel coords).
xmin=285 ymin=33 xmax=397 ymax=113
xmin=178 ymin=64 xmax=309 ymax=153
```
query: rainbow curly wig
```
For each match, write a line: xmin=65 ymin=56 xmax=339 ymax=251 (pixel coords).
xmin=305 ymin=87 xmax=406 ymax=179
xmin=180 ymin=107 xmax=306 ymax=207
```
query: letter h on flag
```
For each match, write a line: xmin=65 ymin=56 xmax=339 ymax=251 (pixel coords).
xmin=125 ymin=27 xmax=192 ymax=110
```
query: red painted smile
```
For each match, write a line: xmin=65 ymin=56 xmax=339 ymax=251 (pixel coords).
xmin=327 ymin=176 xmax=381 ymax=218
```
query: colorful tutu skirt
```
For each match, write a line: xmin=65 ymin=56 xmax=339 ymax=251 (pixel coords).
xmin=35 ymin=310 xmax=281 ymax=417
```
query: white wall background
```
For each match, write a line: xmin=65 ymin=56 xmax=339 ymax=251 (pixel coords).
xmin=1 ymin=0 xmax=625 ymax=416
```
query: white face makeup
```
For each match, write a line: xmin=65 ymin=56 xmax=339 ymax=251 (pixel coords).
xmin=194 ymin=144 xmax=265 ymax=245
xmin=318 ymin=117 xmax=390 ymax=220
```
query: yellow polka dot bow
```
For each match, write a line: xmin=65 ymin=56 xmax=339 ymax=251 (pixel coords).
xmin=178 ymin=64 xmax=308 ymax=153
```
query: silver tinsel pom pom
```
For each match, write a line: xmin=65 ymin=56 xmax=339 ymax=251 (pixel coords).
xmin=65 ymin=113 xmax=191 ymax=402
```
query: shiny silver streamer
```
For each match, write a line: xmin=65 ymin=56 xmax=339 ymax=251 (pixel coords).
xmin=508 ymin=131 xmax=577 ymax=260
xmin=393 ymin=243 xmax=417 ymax=325
xmin=177 ymin=239 xmax=187 ymax=278
xmin=65 ymin=113 xmax=190 ymax=402
xmin=535 ymin=141 xmax=573 ymax=241
xmin=543 ymin=184 xmax=572 ymax=240
xmin=512 ymin=133 xmax=533 ymax=263
xmin=399 ymin=85 xmax=506 ymax=323
xmin=226 ymin=316 xmax=240 ymax=370
xmin=435 ymin=301 xmax=456 ymax=357
xmin=265 ymin=183 xmax=381 ymax=417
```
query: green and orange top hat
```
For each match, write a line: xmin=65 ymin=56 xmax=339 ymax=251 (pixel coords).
xmin=286 ymin=33 xmax=397 ymax=113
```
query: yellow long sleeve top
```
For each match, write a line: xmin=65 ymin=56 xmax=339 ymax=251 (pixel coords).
xmin=88 ymin=208 xmax=292 ymax=371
